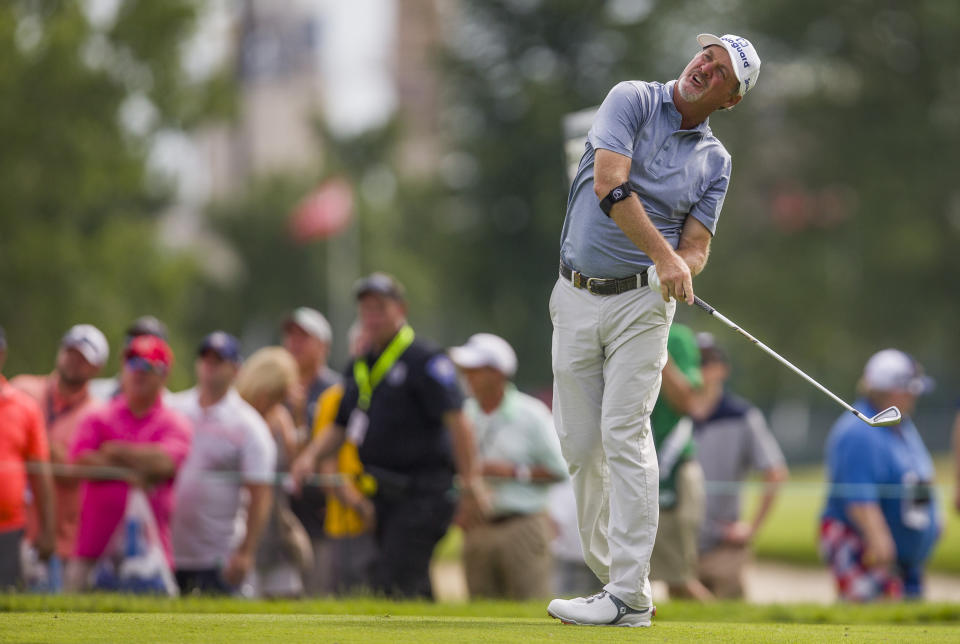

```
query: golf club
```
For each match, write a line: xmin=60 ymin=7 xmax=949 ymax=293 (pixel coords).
xmin=693 ymin=296 xmax=902 ymax=427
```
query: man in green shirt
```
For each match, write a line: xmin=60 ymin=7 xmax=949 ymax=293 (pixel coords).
xmin=649 ymin=323 xmax=713 ymax=601
xmin=450 ymin=333 xmax=568 ymax=599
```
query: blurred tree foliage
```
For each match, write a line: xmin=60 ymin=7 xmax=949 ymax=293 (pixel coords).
xmin=433 ymin=0 xmax=960 ymax=405
xmin=0 ymin=0 xmax=230 ymax=387
xmin=187 ymin=119 xmax=452 ymax=370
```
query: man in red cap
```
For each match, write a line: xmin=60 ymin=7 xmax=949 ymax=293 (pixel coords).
xmin=65 ymin=335 xmax=192 ymax=591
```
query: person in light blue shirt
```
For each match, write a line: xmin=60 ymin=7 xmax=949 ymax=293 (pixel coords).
xmin=820 ymin=349 xmax=940 ymax=601
xmin=549 ymin=33 xmax=762 ymax=627
xmin=450 ymin=333 xmax=567 ymax=600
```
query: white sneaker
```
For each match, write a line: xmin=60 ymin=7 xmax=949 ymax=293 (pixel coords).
xmin=547 ymin=590 xmax=654 ymax=627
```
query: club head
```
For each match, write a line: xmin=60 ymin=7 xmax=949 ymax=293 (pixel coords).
xmin=869 ymin=406 xmax=902 ymax=427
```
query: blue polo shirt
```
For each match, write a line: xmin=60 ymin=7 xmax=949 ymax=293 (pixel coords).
xmin=821 ymin=399 xmax=940 ymax=567
xmin=560 ymin=80 xmax=732 ymax=279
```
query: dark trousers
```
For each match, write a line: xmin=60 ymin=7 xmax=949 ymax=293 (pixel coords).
xmin=175 ymin=568 xmax=232 ymax=596
xmin=0 ymin=529 xmax=23 ymax=591
xmin=371 ymin=491 xmax=454 ymax=599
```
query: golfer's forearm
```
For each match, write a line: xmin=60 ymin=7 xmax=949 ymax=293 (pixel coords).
xmin=676 ymin=216 xmax=712 ymax=276
xmin=612 ymin=203 xmax=677 ymax=264
xmin=676 ymin=244 xmax=709 ymax=277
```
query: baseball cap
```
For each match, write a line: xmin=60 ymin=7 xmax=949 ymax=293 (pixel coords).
xmin=862 ymin=349 xmax=934 ymax=396
xmin=125 ymin=315 xmax=168 ymax=341
xmin=124 ymin=334 xmax=173 ymax=372
xmin=353 ymin=272 xmax=406 ymax=301
xmin=197 ymin=331 xmax=242 ymax=363
xmin=449 ymin=333 xmax=518 ymax=377
xmin=697 ymin=33 xmax=761 ymax=96
xmin=61 ymin=324 xmax=110 ymax=367
xmin=283 ymin=307 xmax=332 ymax=343
xmin=695 ymin=331 xmax=728 ymax=365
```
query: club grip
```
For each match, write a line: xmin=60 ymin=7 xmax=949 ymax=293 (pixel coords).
xmin=694 ymin=296 xmax=715 ymax=314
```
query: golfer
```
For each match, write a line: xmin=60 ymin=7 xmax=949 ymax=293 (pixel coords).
xmin=548 ymin=34 xmax=761 ymax=626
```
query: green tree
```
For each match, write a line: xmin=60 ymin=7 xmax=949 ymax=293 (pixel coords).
xmin=0 ymin=0 xmax=230 ymax=387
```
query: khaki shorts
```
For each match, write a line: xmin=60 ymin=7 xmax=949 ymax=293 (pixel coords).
xmin=649 ymin=460 xmax=704 ymax=584
xmin=698 ymin=543 xmax=750 ymax=599
xmin=462 ymin=511 xmax=553 ymax=600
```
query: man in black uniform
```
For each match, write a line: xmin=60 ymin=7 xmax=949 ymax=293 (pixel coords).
xmin=292 ymin=272 xmax=486 ymax=598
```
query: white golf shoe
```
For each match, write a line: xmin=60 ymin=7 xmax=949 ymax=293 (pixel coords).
xmin=547 ymin=590 xmax=654 ymax=627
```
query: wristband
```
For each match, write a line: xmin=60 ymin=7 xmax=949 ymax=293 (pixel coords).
xmin=599 ymin=182 xmax=632 ymax=216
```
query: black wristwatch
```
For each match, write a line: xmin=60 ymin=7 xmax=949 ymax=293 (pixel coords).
xmin=599 ymin=182 xmax=632 ymax=216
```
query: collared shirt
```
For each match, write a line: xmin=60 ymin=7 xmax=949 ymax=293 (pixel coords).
xmin=464 ymin=385 xmax=568 ymax=516
xmin=12 ymin=373 xmax=101 ymax=557
xmin=560 ymin=80 xmax=732 ymax=278
xmin=69 ymin=395 xmax=192 ymax=566
xmin=0 ymin=376 xmax=49 ymax=532
xmin=694 ymin=392 xmax=785 ymax=552
xmin=168 ymin=387 xmax=276 ymax=569
xmin=335 ymin=335 xmax=464 ymax=476
xmin=821 ymin=399 xmax=940 ymax=567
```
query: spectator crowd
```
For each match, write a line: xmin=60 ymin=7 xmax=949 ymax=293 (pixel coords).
xmin=0 ymin=274 xmax=950 ymax=602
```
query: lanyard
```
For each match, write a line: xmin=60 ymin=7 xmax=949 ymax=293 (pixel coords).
xmin=353 ymin=324 xmax=415 ymax=411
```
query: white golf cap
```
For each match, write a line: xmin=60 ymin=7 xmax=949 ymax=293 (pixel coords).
xmin=862 ymin=349 xmax=934 ymax=396
xmin=697 ymin=33 xmax=761 ymax=96
xmin=61 ymin=324 xmax=109 ymax=367
xmin=284 ymin=307 xmax=332 ymax=343
xmin=449 ymin=333 xmax=517 ymax=377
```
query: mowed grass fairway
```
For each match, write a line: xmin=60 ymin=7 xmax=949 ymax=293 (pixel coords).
xmin=2 ymin=596 xmax=960 ymax=643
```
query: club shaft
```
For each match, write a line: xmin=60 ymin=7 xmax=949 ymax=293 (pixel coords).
xmin=693 ymin=296 xmax=869 ymax=423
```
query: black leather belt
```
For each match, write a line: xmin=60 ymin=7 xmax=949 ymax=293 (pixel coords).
xmin=560 ymin=262 xmax=648 ymax=296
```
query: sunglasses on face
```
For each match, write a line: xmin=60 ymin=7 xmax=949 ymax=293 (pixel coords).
xmin=125 ymin=356 xmax=166 ymax=375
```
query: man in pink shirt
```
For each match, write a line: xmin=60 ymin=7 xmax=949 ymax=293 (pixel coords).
xmin=66 ymin=334 xmax=192 ymax=591
xmin=12 ymin=324 xmax=109 ymax=591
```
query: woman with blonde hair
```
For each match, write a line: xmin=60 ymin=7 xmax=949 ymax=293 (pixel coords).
xmin=236 ymin=347 xmax=312 ymax=598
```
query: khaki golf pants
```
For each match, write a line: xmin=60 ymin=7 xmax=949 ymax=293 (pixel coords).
xmin=549 ymin=276 xmax=674 ymax=610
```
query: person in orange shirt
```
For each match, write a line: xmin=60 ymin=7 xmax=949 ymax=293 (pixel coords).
xmin=12 ymin=324 xmax=108 ymax=591
xmin=0 ymin=325 xmax=56 ymax=590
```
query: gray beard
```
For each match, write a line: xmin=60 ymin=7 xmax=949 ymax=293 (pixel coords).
xmin=677 ymin=79 xmax=704 ymax=103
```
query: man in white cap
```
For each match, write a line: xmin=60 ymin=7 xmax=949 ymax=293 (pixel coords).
xmin=12 ymin=324 xmax=109 ymax=591
xmin=281 ymin=306 xmax=340 ymax=595
xmin=548 ymin=33 xmax=761 ymax=626
xmin=820 ymin=349 xmax=939 ymax=601
xmin=449 ymin=334 xmax=568 ymax=600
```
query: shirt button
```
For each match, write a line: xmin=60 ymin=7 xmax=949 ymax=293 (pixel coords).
xmin=655 ymin=158 xmax=662 ymax=164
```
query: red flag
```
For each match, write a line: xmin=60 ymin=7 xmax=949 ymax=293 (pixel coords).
xmin=289 ymin=177 xmax=354 ymax=242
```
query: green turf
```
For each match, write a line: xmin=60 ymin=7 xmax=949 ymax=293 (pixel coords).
xmin=1 ymin=596 xmax=960 ymax=643
xmin=747 ymin=455 xmax=960 ymax=573
xmin=2 ymin=613 xmax=959 ymax=644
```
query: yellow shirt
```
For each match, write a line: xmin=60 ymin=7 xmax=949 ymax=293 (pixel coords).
xmin=312 ymin=384 xmax=368 ymax=537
